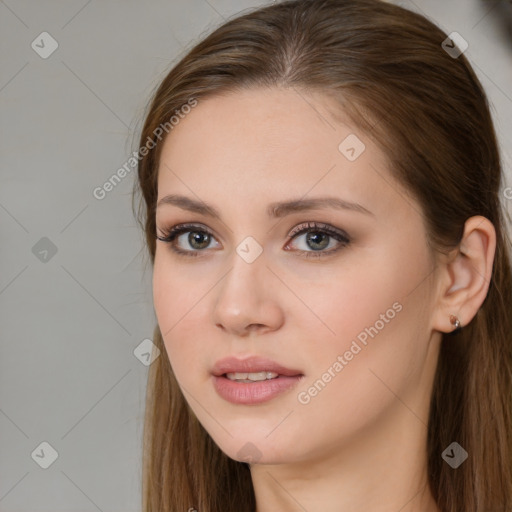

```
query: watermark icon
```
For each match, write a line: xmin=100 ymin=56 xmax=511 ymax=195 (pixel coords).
xmin=32 ymin=237 xmax=58 ymax=263
xmin=93 ymin=97 xmax=198 ymax=200
xmin=236 ymin=441 xmax=263 ymax=463
xmin=31 ymin=32 xmax=59 ymax=59
xmin=442 ymin=442 xmax=468 ymax=468
xmin=31 ymin=441 xmax=59 ymax=469
xmin=338 ymin=133 xmax=366 ymax=161
xmin=441 ymin=32 xmax=468 ymax=59
xmin=133 ymin=338 xmax=161 ymax=366
xmin=504 ymin=187 xmax=512 ymax=200
xmin=236 ymin=236 xmax=263 ymax=263
xmin=297 ymin=301 xmax=403 ymax=404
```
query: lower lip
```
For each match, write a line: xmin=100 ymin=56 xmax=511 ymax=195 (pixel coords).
xmin=212 ymin=374 xmax=304 ymax=404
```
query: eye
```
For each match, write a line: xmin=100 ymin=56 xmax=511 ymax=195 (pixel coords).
xmin=156 ymin=223 xmax=219 ymax=257
xmin=156 ymin=221 xmax=350 ymax=259
xmin=284 ymin=221 xmax=350 ymax=259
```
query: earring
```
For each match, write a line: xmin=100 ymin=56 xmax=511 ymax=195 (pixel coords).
xmin=449 ymin=314 xmax=462 ymax=333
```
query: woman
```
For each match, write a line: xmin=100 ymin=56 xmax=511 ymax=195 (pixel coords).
xmin=132 ymin=0 xmax=512 ymax=510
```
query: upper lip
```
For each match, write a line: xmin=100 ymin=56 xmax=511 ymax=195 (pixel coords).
xmin=212 ymin=356 xmax=303 ymax=377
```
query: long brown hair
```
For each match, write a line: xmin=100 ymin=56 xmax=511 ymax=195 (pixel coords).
xmin=132 ymin=1 xmax=512 ymax=510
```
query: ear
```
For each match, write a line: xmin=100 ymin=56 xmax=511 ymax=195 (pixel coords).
xmin=431 ymin=215 xmax=496 ymax=334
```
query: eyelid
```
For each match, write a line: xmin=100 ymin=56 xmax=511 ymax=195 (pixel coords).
xmin=156 ymin=220 xmax=350 ymax=257
xmin=156 ymin=222 xmax=215 ymax=239
xmin=287 ymin=221 xmax=349 ymax=240
xmin=157 ymin=221 xmax=348 ymax=240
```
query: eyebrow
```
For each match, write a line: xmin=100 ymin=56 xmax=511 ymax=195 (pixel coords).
xmin=156 ymin=194 xmax=374 ymax=219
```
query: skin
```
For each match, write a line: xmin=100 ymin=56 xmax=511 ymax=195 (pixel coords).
xmin=152 ymin=86 xmax=496 ymax=512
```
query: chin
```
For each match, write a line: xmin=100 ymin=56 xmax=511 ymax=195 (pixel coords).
xmin=213 ymin=437 xmax=292 ymax=465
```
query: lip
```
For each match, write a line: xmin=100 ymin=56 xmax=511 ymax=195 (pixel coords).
xmin=211 ymin=356 xmax=304 ymax=405
xmin=211 ymin=355 xmax=303 ymax=377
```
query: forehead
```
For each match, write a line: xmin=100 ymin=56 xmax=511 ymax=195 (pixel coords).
xmin=156 ymin=87 xmax=407 ymax=220
xmin=159 ymin=86 xmax=357 ymax=169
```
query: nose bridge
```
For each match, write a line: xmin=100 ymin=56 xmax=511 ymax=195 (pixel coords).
xmin=219 ymin=238 xmax=268 ymax=306
xmin=212 ymin=239 xmax=284 ymax=334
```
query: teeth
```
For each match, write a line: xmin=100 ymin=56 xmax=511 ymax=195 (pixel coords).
xmin=226 ymin=371 xmax=279 ymax=382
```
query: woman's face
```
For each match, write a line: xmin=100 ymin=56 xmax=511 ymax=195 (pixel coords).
xmin=153 ymin=86 xmax=441 ymax=464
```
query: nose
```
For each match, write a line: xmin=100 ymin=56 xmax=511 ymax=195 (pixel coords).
xmin=212 ymin=251 xmax=285 ymax=337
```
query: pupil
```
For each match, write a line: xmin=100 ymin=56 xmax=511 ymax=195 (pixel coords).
xmin=307 ymin=232 xmax=328 ymax=250
xmin=190 ymin=232 xmax=210 ymax=249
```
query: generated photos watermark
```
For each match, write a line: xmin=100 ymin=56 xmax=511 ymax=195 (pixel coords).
xmin=297 ymin=301 xmax=403 ymax=405
xmin=93 ymin=97 xmax=198 ymax=200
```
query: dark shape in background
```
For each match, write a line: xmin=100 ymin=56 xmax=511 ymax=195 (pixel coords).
xmin=481 ymin=0 xmax=512 ymax=45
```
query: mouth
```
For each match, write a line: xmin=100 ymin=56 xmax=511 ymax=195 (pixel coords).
xmin=212 ymin=355 xmax=304 ymax=378
xmin=211 ymin=356 xmax=304 ymax=404
xmin=223 ymin=370 xmax=283 ymax=383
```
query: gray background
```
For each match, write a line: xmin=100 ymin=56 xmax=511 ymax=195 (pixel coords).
xmin=1 ymin=1 xmax=511 ymax=511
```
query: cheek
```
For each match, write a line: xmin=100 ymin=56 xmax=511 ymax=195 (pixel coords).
xmin=287 ymin=251 xmax=413 ymax=354
xmin=312 ymin=228 xmax=432 ymax=344
xmin=153 ymin=251 xmax=204 ymax=327
xmin=291 ymin=269 xmax=405 ymax=402
xmin=291 ymin=239 xmax=433 ymax=415
xmin=152 ymin=252 xmax=219 ymax=379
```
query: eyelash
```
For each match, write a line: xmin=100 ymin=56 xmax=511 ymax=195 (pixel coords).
xmin=155 ymin=221 xmax=351 ymax=259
